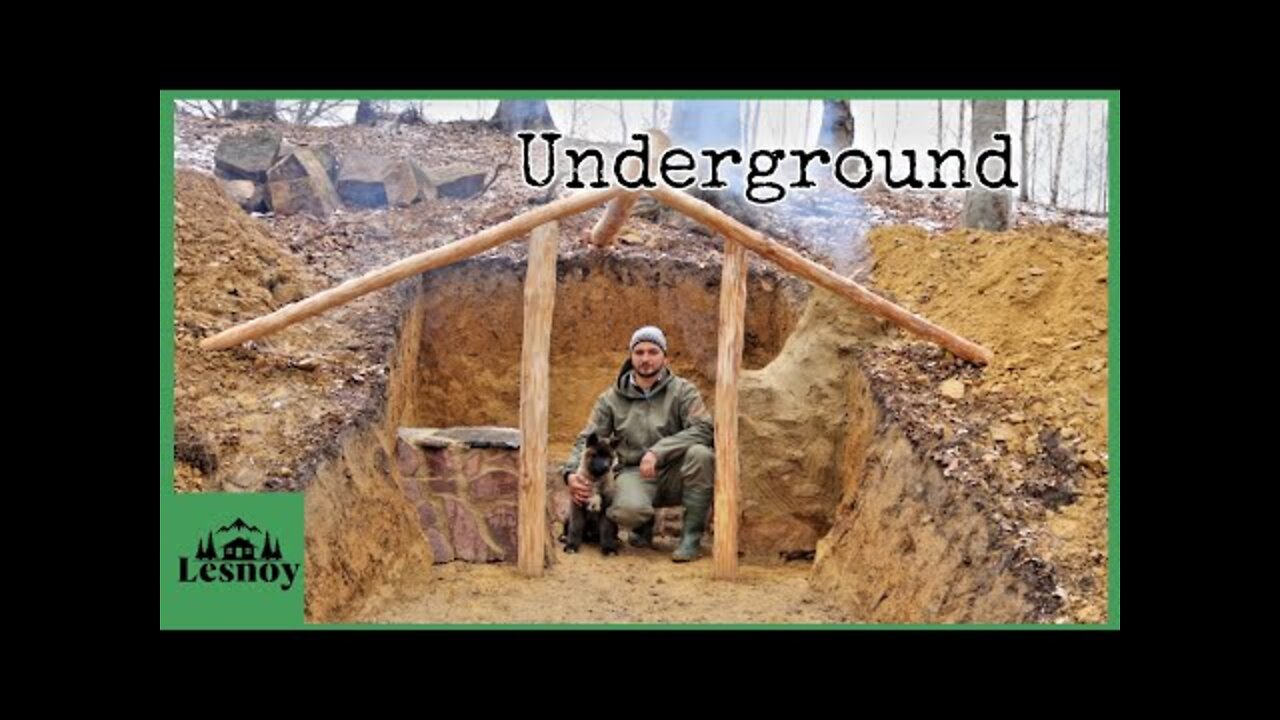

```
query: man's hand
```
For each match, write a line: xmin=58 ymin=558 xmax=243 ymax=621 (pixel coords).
xmin=567 ymin=472 xmax=594 ymax=506
xmin=640 ymin=451 xmax=659 ymax=480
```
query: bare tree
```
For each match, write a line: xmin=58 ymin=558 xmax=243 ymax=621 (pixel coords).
xmin=891 ymin=100 xmax=900 ymax=150
xmin=1098 ymin=105 xmax=1109 ymax=213
xmin=804 ymin=100 xmax=814 ymax=145
xmin=958 ymin=100 xmax=967 ymax=150
xmin=181 ymin=99 xmax=243 ymax=119
xmin=652 ymin=99 xmax=660 ymax=129
xmin=323 ymin=101 xmax=355 ymax=125
xmin=286 ymin=100 xmax=346 ymax=126
xmin=490 ymin=100 xmax=556 ymax=132
xmin=1084 ymin=102 xmax=1093 ymax=211
xmin=1051 ymin=100 xmax=1069 ymax=207
xmin=569 ymin=100 xmax=580 ymax=137
xmin=750 ymin=100 xmax=762 ymax=152
xmin=1102 ymin=105 xmax=1109 ymax=214
xmin=937 ymin=100 xmax=944 ymax=149
xmin=962 ymin=100 xmax=1012 ymax=230
xmin=619 ymin=101 xmax=629 ymax=141
xmin=1020 ymin=99 xmax=1031 ymax=202
xmin=1031 ymin=100 xmax=1040 ymax=203
xmin=177 ymin=100 xmax=215 ymax=118
xmin=872 ymin=102 xmax=878 ymax=148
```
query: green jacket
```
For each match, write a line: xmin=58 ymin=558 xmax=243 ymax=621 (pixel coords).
xmin=563 ymin=359 xmax=714 ymax=480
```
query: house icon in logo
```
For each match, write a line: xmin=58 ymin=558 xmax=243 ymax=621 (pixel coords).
xmin=221 ymin=536 xmax=257 ymax=561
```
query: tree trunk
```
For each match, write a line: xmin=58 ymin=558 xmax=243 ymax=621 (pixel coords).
xmin=490 ymin=100 xmax=556 ymax=132
xmin=1051 ymin=100 xmax=1069 ymax=207
xmin=891 ymin=100 xmax=900 ymax=150
xmin=1084 ymin=102 xmax=1093 ymax=211
xmin=962 ymin=100 xmax=1012 ymax=231
xmin=937 ymin=100 xmax=944 ymax=149
xmin=1031 ymin=100 xmax=1040 ymax=202
xmin=750 ymin=100 xmax=762 ymax=151
xmin=1020 ymin=100 xmax=1031 ymax=202
xmin=818 ymin=100 xmax=855 ymax=151
xmin=355 ymin=100 xmax=378 ymax=126
xmin=1098 ymin=105 xmax=1108 ymax=213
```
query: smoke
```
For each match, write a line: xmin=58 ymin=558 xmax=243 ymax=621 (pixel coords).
xmin=668 ymin=100 xmax=871 ymax=277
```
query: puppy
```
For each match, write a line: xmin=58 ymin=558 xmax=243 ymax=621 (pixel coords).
xmin=564 ymin=432 xmax=620 ymax=555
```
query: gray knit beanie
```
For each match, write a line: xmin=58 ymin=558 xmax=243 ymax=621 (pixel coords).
xmin=629 ymin=325 xmax=668 ymax=353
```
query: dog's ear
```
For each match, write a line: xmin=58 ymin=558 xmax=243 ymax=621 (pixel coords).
xmin=586 ymin=431 xmax=599 ymax=447
xmin=607 ymin=434 xmax=621 ymax=451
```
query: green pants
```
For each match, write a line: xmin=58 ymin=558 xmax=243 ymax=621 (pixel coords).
xmin=606 ymin=445 xmax=714 ymax=529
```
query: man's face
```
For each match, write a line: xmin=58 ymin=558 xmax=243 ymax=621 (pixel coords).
xmin=631 ymin=342 xmax=666 ymax=378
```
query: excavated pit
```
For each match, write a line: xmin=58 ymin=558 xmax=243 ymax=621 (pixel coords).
xmin=302 ymin=252 xmax=1055 ymax=624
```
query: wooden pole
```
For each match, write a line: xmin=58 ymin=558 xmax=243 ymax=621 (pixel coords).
xmin=518 ymin=222 xmax=558 ymax=576
xmin=589 ymin=129 xmax=671 ymax=247
xmin=200 ymin=187 xmax=621 ymax=351
xmin=649 ymin=187 xmax=995 ymax=365
xmin=713 ymin=238 xmax=747 ymax=580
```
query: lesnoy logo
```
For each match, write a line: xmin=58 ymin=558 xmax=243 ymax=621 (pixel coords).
xmin=178 ymin=517 xmax=301 ymax=591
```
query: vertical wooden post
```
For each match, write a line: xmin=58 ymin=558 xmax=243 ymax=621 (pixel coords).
xmin=713 ymin=238 xmax=747 ymax=580
xmin=518 ymin=222 xmax=559 ymax=576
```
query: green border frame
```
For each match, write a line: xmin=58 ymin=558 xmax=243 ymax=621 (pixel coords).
xmin=159 ymin=90 xmax=1119 ymax=630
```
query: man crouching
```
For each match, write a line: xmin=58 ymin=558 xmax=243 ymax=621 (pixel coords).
xmin=562 ymin=326 xmax=715 ymax=562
